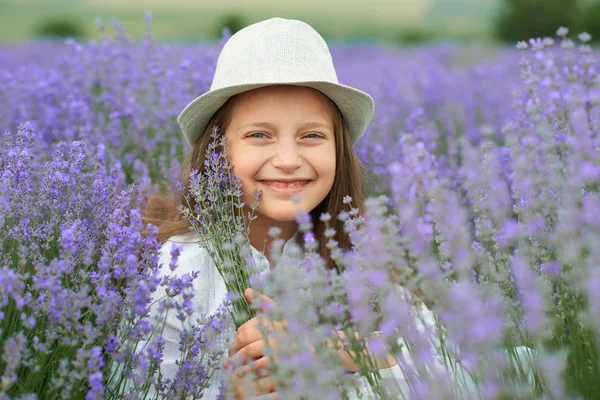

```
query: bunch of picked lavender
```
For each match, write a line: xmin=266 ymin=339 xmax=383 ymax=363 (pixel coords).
xmin=178 ymin=126 xmax=261 ymax=328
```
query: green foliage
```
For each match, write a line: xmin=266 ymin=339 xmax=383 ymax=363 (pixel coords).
xmin=396 ymin=27 xmax=437 ymax=44
xmin=215 ymin=12 xmax=246 ymax=38
xmin=493 ymin=0 xmax=580 ymax=42
xmin=578 ymin=1 xmax=600 ymax=42
xmin=33 ymin=16 xmax=86 ymax=39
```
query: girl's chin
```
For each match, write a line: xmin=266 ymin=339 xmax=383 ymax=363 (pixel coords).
xmin=257 ymin=211 xmax=300 ymax=223
xmin=253 ymin=205 xmax=307 ymax=223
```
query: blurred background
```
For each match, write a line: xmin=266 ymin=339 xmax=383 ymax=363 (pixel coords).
xmin=1 ymin=0 xmax=600 ymax=45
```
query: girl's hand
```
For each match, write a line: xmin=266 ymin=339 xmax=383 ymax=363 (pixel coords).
xmin=332 ymin=330 xmax=398 ymax=372
xmin=225 ymin=288 xmax=284 ymax=398
xmin=226 ymin=289 xmax=284 ymax=363
xmin=231 ymin=372 xmax=280 ymax=400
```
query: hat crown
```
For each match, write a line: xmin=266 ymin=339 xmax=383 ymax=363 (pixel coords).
xmin=211 ymin=17 xmax=339 ymax=90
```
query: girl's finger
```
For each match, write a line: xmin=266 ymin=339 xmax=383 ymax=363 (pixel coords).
xmin=230 ymin=317 xmax=261 ymax=356
xmin=234 ymin=356 xmax=271 ymax=378
xmin=245 ymin=288 xmax=276 ymax=312
xmin=224 ymin=351 xmax=246 ymax=370
xmin=250 ymin=392 xmax=279 ymax=399
xmin=232 ymin=374 xmax=249 ymax=400
xmin=252 ymin=375 xmax=277 ymax=395
xmin=237 ymin=316 xmax=259 ymax=333
xmin=231 ymin=324 xmax=262 ymax=355
xmin=237 ymin=340 xmax=265 ymax=361
xmin=232 ymin=373 xmax=278 ymax=398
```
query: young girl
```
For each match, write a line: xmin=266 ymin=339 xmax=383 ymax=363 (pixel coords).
xmin=143 ymin=17 xmax=398 ymax=399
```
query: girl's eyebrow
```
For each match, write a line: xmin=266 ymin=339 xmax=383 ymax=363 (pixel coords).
xmin=238 ymin=121 xmax=333 ymax=132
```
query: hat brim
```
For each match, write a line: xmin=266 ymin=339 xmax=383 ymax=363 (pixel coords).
xmin=177 ymin=81 xmax=374 ymax=147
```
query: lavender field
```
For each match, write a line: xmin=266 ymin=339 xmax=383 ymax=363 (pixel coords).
xmin=1 ymin=18 xmax=599 ymax=399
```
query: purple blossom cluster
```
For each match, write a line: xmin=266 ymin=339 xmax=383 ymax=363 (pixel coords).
xmin=1 ymin=15 xmax=599 ymax=400
xmin=0 ymin=123 xmax=229 ymax=398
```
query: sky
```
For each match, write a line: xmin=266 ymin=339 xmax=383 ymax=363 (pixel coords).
xmin=0 ymin=0 xmax=501 ymax=42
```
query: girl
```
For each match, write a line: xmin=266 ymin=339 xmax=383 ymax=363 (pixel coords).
xmin=143 ymin=17 xmax=398 ymax=399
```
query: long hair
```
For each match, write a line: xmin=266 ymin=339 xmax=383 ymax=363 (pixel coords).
xmin=142 ymin=88 xmax=366 ymax=270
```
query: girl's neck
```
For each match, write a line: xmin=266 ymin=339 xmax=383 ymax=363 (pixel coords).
xmin=247 ymin=215 xmax=298 ymax=268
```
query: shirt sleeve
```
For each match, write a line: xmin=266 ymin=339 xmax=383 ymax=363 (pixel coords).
xmin=149 ymin=237 xmax=228 ymax=381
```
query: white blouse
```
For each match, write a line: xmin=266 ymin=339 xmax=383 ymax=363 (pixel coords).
xmin=149 ymin=231 xmax=468 ymax=399
xmin=152 ymin=231 xmax=312 ymax=398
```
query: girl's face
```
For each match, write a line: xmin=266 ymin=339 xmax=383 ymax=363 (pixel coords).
xmin=225 ymin=85 xmax=336 ymax=224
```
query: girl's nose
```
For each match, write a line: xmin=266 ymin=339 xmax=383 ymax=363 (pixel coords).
xmin=271 ymin=144 xmax=302 ymax=171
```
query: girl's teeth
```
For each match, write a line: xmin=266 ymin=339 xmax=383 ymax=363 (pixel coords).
xmin=266 ymin=180 xmax=307 ymax=187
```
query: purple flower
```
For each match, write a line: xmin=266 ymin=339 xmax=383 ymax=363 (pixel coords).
xmin=1 ymin=18 xmax=599 ymax=399
xmin=511 ymin=253 xmax=549 ymax=336
xmin=540 ymin=261 xmax=561 ymax=277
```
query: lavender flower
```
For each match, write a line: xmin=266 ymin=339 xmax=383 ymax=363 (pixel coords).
xmin=1 ymin=16 xmax=599 ymax=399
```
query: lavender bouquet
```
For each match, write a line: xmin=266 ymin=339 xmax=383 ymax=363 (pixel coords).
xmin=178 ymin=126 xmax=262 ymax=329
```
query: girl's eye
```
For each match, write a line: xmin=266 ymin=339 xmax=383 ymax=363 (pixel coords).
xmin=248 ymin=132 xmax=323 ymax=139
xmin=304 ymin=133 xmax=323 ymax=139
xmin=249 ymin=132 xmax=267 ymax=139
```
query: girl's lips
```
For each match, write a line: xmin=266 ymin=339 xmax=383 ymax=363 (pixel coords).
xmin=259 ymin=180 xmax=311 ymax=193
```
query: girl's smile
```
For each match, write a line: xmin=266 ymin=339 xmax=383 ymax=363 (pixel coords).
xmin=259 ymin=179 xmax=313 ymax=194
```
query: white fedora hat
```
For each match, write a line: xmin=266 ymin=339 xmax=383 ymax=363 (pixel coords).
xmin=177 ymin=17 xmax=375 ymax=146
